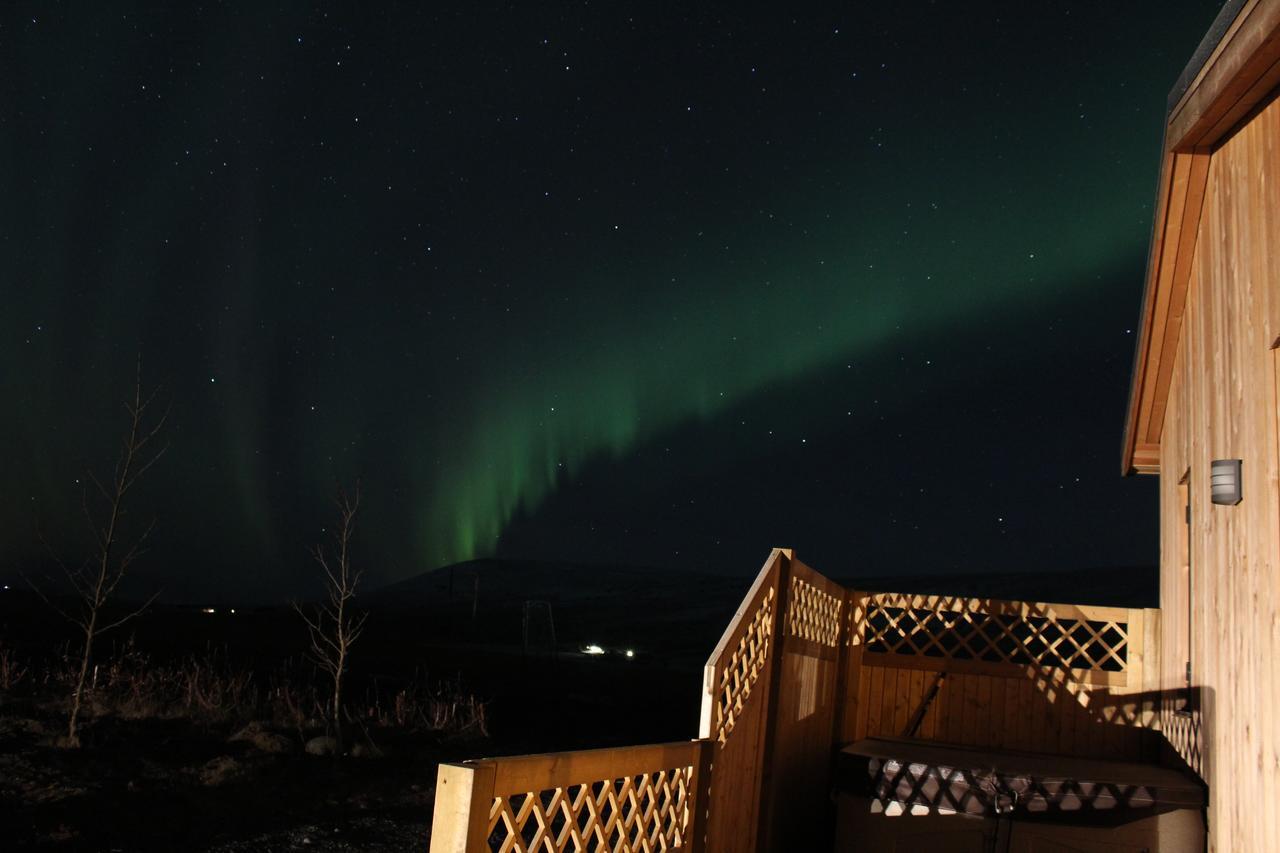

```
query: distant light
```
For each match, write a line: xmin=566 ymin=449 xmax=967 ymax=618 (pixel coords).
xmin=625 ymin=649 xmax=635 ymax=659
xmin=229 ymin=608 xmax=236 ymax=614
xmin=2 ymin=585 xmax=8 ymax=591
xmin=201 ymin=607 xmax=216 ymax=614
xmin=583 ymin=644 xmax=605 ymax=656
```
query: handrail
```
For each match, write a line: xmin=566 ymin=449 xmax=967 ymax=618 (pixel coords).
xmin=850 ymin=590 xmax=1147 ymax=687
xmin=431 ymin=739 xmax=713 ymax=852
xmin=698 ymin=547 xmax=788 ymax=742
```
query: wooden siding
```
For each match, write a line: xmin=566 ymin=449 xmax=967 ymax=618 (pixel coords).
xmin=1159 ymin=90 xmax=1280 ymax=853
xmin=1124 ymin=0 xmax=1280 ymax=475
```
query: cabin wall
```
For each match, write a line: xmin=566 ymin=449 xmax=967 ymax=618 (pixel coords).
xmin=1158 ymin=90 xmax=1280 ymax=853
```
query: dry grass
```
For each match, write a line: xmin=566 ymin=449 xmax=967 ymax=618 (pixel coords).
xmin=0 ymin=636 xmax=487 ymax=740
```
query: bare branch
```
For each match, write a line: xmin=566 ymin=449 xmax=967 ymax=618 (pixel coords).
xmin=30 ymin=358 xmax=167 ymax=747
xmin=97 ymin=591 xmax=160 ymax=635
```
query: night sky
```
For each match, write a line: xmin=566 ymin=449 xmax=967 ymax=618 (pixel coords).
xmin=2 ymin=2 xmax=1225 ymax=602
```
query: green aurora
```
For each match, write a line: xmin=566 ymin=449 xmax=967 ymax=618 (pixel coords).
xmin=421 ymin=142 xmax=1150 ymax=567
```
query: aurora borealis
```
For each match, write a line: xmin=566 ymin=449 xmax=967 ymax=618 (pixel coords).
xmin=2 ymin=2 xmax=1225 ymax=601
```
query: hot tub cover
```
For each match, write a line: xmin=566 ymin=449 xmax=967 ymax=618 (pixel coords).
xmin=838 ymin=737 xmax=1205 ymax=818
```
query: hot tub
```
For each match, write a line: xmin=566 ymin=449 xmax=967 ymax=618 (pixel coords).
xmin=833 ymin=737 xmax=1205 ymax=852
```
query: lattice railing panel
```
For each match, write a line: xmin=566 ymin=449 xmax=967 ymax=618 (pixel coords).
xmin=1163 ymin=709 xmax=1202 ymax=776
xmin=714 ymin=585 xmax=774 ymax=744
xmin=853 ymin=593 xmax=1130 ymax=674
xmin=787 ymin=574 xmax=841 ymax=647
xmin=487 ymin=767 xmax=694 ymax=852
xmin=865 ymin=756 xmax=1201 ymax=816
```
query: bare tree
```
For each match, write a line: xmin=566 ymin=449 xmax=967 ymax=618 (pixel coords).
xmin=29 ymin=362 xmax=167 ymax=747
xmin=293 ymin=484 xmax=367 ymax=751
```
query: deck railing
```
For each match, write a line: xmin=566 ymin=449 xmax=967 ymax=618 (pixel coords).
xmin=430 ymin=550 xmax=1168 ymax=851
xmin=842 ymin=592 xmax=1162 ymax=761
xmin=430 ymin=740 xmax=713 ymax=852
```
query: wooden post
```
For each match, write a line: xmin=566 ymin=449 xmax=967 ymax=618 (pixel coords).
xmin=829 ymin=588 xmax=854 ymax=748
xmin=429 ymin=761 xmax=495 ymax=853
xmin=688 ymin=739 xmax=715 ymax=852
xmin=754 ymin=550 xmax=792 ymax=852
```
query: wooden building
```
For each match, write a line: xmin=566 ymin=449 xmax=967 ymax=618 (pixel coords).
xmin=1124 ymin=0 xmax=1280 ymax=850
xmin=427 ymin=4 xmax=1280 ymax=851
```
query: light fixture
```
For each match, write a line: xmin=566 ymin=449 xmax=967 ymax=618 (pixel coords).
xmin=625 ymin=649 xmax=635 ymax=659
xmin=1211 ymin=459 xmax=1242 ymax=505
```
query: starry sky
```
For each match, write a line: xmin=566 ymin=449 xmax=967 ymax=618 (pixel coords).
xmin=2 ymin=2 xmax=1225 ymax=602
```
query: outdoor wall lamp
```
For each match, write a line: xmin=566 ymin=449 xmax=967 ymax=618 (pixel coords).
xmin=1210 ymin=459 xmax=1242 ymax=505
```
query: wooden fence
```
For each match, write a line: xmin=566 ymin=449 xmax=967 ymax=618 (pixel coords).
xmin=431 ymin=740 xmax=713 ymax=852
xmin=839 ymin=592 xmax=1162 ymax=762
xmin=431 ymin=550 xmax=1167 ymax=851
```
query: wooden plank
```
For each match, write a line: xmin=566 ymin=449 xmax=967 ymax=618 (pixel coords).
xmin=1003 ymin=678 xmax=1021 ymax=751
xmin=957 ymin=675 xmax=977 ymax=748
xmin=946 ymin=668 xmax=965 ymax=744
xmin=984 ymin=676 xmax=1003 ymax=750
xmin=1147 ymin=153 xmax=1212 ymax=447
xmin=1137 ymin=151 xmax=1196 ymax=447
xmin=1057 ymin=680 xmax=1079 ymax=757
xmin=866 ymin=665 xmax=885 ymax=738
xmin=430 ymin=762 xmax=495 ymax=853
xmin=1016 ymin=679 xmax=1034 ymax=752
xmin=1169 ymin=0 xmax=1280 ymax=149
xmin=880 ymin=667 xmax=899 ymax=739
xmin=902 ymin=669 xmax=925 ymax=736
xmin=858 ymin=649 xmax=1130 ymax=686
xmin=919 ymin=673 xmax=942 ymax=741
xmin=488 ymin=741 xmax=703 ymax=797
xmin=1125 ymin=148 xmax=1178 ymax=474
xmin=830 ymin=590 xmax=854 ymax=745
xmin=753 ymin=551 xmax=792 ymax=853
xmin=977 ymin=676 xmax=994 ymax=748
xmin=687 ymin=739 xmax=714 ymax=852
xmin=704 ymin=551 xmax=784 ymax=853
xmin=853 ymin=658 xmax=871 ymax=742
xmin=700 ymin=549 xmax=787 ymax=739
xmin=859 ymin=592 xmax=1132 ymax=625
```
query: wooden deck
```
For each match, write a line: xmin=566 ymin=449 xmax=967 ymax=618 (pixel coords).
xmin=430 ymin=549 xmax=1193 ymax=852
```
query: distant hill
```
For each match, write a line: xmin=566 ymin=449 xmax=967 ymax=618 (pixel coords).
xmin=364 ymin=557 xmax=751 ymax=619
xmin=369 ymin=558 xmax=1157 ymax=609
xmin=842 ymin=565 xmax=1158 ymax=609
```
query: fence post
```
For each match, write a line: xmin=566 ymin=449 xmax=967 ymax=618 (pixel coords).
xmin=429 ymin=761 xmax=495 ymax=853
xmin=688 ymin=739 xmax=715 ymax=851
xmin=753 ymin=550 xmax=793 ymax=851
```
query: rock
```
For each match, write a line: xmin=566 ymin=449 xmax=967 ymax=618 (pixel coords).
xmin=305 ymin=735 xmax=338 ymax=756
xmin=199 ymin=755 xmax=245 ymax=787
xmin=228 ymin=721 xmax=295 ymax=754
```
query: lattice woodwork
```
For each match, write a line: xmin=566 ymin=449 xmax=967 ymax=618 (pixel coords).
xmin=787 ymin=575 xmax=841 ymax=647
xmin=486 ymin=767 xmax=694 ymax=852
xmin=853 ymin=593 xmax=1130 ymax=674
xmin=866 ymin=756 xmax=1200 ymax=817
xmin=713 ymin=585 xmax=774 ymax=744
xmin=1164 ymin=709 xmax=1203 ymax=776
